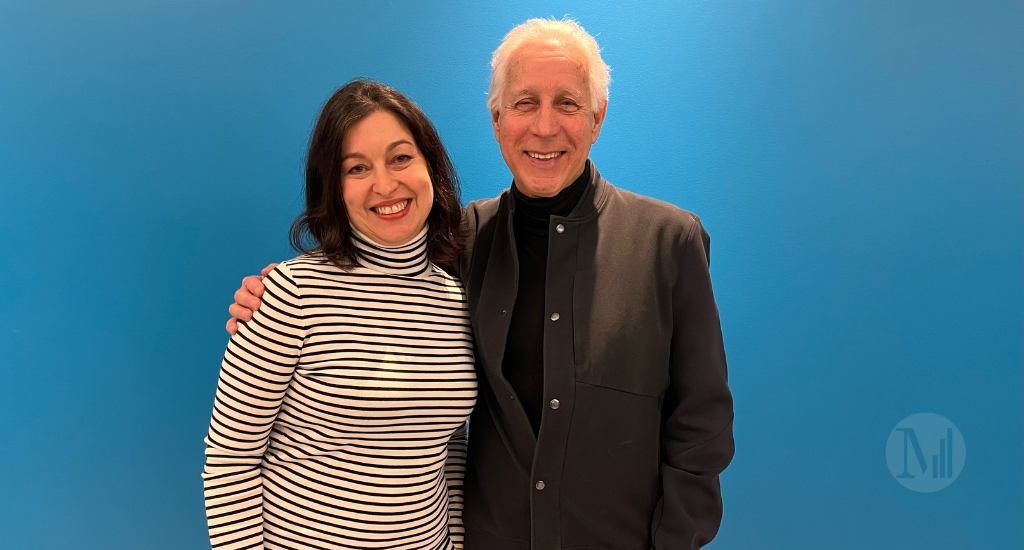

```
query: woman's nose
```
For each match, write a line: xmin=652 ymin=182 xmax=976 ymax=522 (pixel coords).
xmin=372 ymin=170 xmax=400 ymax=196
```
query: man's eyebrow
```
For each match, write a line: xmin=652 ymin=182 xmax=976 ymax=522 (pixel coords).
xmin=504 ymin=89 xmax=531 ymax=102
xmin=510 ymin=87 xmax=584 ymax=98
xmin=341 ymin=140 xmax=412 ymax=161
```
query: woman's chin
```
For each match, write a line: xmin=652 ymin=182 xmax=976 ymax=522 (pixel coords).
xmin=362 ymin=222 xmax=426 ymax=247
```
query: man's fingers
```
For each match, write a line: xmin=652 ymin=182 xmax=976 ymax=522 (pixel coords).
xmin=225 ymin=267 xmax=274 ymax=336
xmin=243 ymin=275 xmax=266 ymax=302
xmin=233 ymin=286 xmax=252 ymax=312
xmin=229 ymin=303 xmax=253 ymax=322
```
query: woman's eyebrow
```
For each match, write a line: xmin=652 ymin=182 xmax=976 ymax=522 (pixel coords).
xmin=341 ymin=140 xmax=412 ymax=162
xmin=386 ymin=140 xmax=413 ymax=152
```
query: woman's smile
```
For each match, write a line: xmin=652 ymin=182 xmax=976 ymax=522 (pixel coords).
xmin=371 ymin=198 xmax=411 ymax=217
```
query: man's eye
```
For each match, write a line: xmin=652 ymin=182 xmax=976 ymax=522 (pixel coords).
xmin=561 ymin=100 xmax=580 ymax=111
xmin=515 ymin=100 xmax=536 ymax=110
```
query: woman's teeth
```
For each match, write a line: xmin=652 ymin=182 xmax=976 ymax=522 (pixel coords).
xmin=527 ymin=151 xmax=563 ymax=160
xmin=373 ymin=200 xmax=409 ymax=215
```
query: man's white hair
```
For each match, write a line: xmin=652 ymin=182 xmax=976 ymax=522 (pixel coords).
xmin=487 ymin=17 xmax=611 ymax=114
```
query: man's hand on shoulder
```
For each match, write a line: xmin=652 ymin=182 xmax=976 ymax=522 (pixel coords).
xmin=225 ymin=263 xmax=278 ymax=335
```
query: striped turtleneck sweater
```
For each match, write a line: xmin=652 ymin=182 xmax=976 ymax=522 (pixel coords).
xmin=202 ymin=226 xmax=478 ymax=550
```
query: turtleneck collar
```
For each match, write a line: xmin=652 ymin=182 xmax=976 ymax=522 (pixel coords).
xmin=350 ymin=225 xmax=430 ymax=277
xmin=511 ymin=160 xmax=591 ymax=233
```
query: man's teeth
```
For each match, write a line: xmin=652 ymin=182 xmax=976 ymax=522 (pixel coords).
xmin=527 ymin=151 xmax=563 ymax=160
xmin=373 ymin=200 xmax=409 ymax=215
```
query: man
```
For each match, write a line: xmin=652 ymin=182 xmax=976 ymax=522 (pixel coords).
xmin=228 ymin=18 xmax=734 ymax=550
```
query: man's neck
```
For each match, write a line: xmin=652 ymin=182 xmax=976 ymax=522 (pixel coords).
xmin=512 ymin=160 xmax=591 ymax=223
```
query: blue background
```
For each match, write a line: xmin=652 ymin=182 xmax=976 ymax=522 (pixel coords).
xmin=1 ymin=1 xmax=1021 ymax=548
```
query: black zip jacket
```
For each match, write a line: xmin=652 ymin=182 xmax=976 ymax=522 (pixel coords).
xmin=457 ymin=163 xmax=735 ymax=550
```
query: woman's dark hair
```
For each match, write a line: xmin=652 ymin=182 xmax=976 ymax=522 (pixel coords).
xmin=290 ymin=79 xmax=463 ymax=268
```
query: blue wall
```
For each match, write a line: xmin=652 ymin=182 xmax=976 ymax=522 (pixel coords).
xmin=1 ymin=1 xmax=1021 ymax=548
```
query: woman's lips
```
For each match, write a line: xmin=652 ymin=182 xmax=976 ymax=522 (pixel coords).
xmin=371 ymin=198 xmax=411 ymax=219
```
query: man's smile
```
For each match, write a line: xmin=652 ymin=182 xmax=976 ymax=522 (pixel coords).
xmin=526 ymin=150 xmax=565 ymax=160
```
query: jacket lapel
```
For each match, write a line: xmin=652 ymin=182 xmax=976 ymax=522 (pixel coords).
xmin=471 ymin=193 xmax=538 ymax=473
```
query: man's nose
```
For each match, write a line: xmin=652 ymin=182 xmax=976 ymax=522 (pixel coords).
xmin=531 ymin=103 xmax=559 ymax=137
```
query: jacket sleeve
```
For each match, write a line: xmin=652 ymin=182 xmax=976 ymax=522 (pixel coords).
xmin=651 ymin=218 xmax=735 ymax=549
xmin=444 ymin=420 xmax=470 ymax=546
xmin=457 ymin=204 xmax=477 ymax=283
xmin=202 ymin=264 xmax=305 ymax=550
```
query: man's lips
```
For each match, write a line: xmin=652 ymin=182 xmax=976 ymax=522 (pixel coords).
xmin=525 ymin=150 xmax=565 ymax=160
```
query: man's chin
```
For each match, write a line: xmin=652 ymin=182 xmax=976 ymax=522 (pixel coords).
xmin=516 ymin=177 xmax=573 ymax=198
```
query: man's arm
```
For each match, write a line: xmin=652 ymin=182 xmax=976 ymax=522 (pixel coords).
xmin=226 ymin=263 xmax=278 ymax=335
xmin=651 ymin=218 xmax=735 ymax=549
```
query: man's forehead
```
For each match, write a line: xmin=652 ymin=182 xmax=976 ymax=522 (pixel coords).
xmin=510 ymin=40 xmax=586 ymax=69
xmin=506 ymin=46 xmax=588 ymax=92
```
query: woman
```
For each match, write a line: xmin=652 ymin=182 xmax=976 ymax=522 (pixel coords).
xmin=202 ymin=80 xmax=477 ymax=550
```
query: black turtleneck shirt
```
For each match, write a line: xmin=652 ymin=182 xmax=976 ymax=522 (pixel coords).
xmin=502 ymin=161 xmax=591 ymax=435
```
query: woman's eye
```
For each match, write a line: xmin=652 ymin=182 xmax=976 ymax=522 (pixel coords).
xmin=393 ymin=154 xmax=413 ymax=164
xmin=347 ymin=165 xmax=367 ymax=175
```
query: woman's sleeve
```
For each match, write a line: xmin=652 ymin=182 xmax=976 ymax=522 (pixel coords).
xmin=444 ymin=419 xmax=469 ymax=546
xmin=202 ymin=263 xmax=304 ymax=550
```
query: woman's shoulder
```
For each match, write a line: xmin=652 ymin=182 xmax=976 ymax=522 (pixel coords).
xmin=278 ymin=253 xmax=333 ymax=271
xmin=269 ymin=254 xmax=345 ymax=288
xmin=426 ymin=263 xmax=467 ymax=302
xmin=427 ymin=262 xmax=461 ymax=284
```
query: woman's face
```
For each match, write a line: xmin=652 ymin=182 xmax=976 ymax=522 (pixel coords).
xmin=340 ymin=110 xmax=434 ymax=246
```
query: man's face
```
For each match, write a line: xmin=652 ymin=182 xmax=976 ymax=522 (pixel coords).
xmin=492 ymin=41 xmax=607 ymax=198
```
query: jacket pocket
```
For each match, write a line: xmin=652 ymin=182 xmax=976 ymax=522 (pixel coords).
xmin=560 ymin=383 xmax=661 ymax=549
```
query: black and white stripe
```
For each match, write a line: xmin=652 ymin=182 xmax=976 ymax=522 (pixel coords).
xmin=351 ymin=228 xmax=431 ymax=277
xmin=203 ymin=226 xmax=477 ymax=550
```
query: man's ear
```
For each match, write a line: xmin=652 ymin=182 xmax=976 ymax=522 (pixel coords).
xmin=491 ymin=108 xmax=501 ymax=141
xmin=590 ymin=100 xmax=608 ymax=143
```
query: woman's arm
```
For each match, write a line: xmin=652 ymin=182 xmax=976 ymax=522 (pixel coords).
xmin=444 ymin=419 xmax=469 ymax=549
xmin=202 ymin=263 xmax=304 ymax=549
